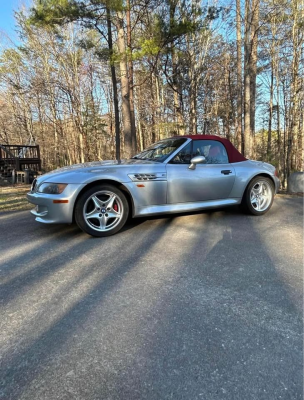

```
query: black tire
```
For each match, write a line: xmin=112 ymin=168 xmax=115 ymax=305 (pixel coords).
xmin=75 ymin=184 xmax=129 ymax=237
xmin=242 ymin=176 xmax=274 ymax=216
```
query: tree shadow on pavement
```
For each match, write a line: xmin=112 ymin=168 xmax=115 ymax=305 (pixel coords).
xmin=0 ymin=208 xmax=302 ymax=400
xmin=0 ymin=217 xmax=174 ymax=400
xmin=113 ymin=213 xmax=302 ymax=400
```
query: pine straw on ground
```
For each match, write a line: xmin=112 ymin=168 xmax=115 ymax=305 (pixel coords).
xmin=0 ymin=185 xmax=32 ymax=212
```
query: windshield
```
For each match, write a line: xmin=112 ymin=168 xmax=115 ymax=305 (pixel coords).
xmin=132 ymin=138 xmax=187 ymax=162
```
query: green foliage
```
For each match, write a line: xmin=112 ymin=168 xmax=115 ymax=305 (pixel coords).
xmin=77 ymin=38 xmax=97 ymax=51
xmin=132 ymin=38 xmax=161 ymax=60
xmin=82 ymin=102 xmax=108 ymax=135
xmin=156 ymin=15 xmax=199 ymax=45
xmin=28 ymin=0 xmax=82 ymax=27
xmin=28 ymin=0 xmax=125 ymax=28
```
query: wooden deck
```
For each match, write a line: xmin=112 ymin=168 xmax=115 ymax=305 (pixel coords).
xmin=0 ymin=144 xmax=41 ymax=184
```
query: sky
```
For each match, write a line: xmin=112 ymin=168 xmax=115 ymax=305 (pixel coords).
xmin=0 ymin=0 xmax=32 ymax=41
xmin=0 ymin=0 xmax=269 ymax=132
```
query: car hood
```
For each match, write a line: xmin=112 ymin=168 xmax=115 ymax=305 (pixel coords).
xmin=47 ymin=159 xmax=160 ymax=173
xmin=36 ymin=159 xmax=164 ymax=185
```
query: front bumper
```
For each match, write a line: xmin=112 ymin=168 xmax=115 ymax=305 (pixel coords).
xmin=27 ymin=184 xmax=86 ymax=224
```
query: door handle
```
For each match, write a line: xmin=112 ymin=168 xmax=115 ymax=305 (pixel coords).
xmin=221 ymin=170 xmax=232 ymax=175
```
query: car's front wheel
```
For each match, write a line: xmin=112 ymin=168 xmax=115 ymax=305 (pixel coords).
xmin=75 ymin=184 xmax=129 ymax=237
xmin=243 ymin=176 xmax=274 ymax=215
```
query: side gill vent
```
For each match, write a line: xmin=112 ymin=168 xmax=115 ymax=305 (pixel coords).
xmin=133 ymin=173 xmax=157 ymax=181
xmin=128 ymin=172 xmax=166 ymax=182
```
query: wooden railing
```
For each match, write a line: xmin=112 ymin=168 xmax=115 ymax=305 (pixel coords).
xmin=0 ymin=144 xmax=41 ymax=172
xmin=0 ymin=145 xmax=40 ymax=160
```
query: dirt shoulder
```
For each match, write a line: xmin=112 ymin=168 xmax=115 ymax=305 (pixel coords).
xmin=277 ymin=190 xmax=303 ymax=198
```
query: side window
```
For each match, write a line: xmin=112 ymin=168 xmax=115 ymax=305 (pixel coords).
xmin=192 ymin=140 xmax=228 ymax=164
xmin=170 ymin=142 xmax=192 ymax=164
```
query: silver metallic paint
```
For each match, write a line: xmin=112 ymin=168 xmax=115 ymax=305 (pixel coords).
xmin=124 ymin=181 xmax=167 ymax=209
xmin=134 ymin=198 xmax=241 ymax=217
xmin=188 ymin=155 xmax=206 ymax=170
xmin=27 ymin=140 xmax=280 ymax=225
xmin=27 ymin=183 xmax=86 ymax=223
xmin=228 ymin=160 xmax=280 ymax=198
xmin=166 ymin=163 xmax=236 ymax=203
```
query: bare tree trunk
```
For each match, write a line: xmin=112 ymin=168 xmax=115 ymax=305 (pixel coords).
xmin=79 ymin=133 xmax=84 ymax=163
xmin=243 ymin=0 xmax=260 ymax=159
xmin=107 ymin=7 xmax=121 ymax=160
xmin=282 ymin=77 xmax=288 ymax=187
xmin=169 ymin=1 xmax=184 ymax=135
xmin=298 ymin=106 xmax=304 ymax=171
xmin=137 ymin=115 xmax=144 ymax=151
xmin=243 ymin=0 xmax=251 ymax=158
xmin=267 ymin=66 xmax=274 ymax=159
xmin=249 ymin=0 xmax=260 ymax=145
xmin=116 ymin=11 xmax=132 ymax=158
xmin=189 ymin=69 xmax=198 ymax=134
xmin=150 ymin=74 xmax=156 ymax=143
xmin=276 ymin=80 xmax=281 ymax=176
xmin=126 ymin=0 xmax=137 ymax=153
xmin=154 ymin=71 xmax=161 ymax=141
xmin=171 ymin=48 xmax=184 ymax=134
xmin=287 ymin=0 xmax=301 ymax=177
xmin=236 ymin=0 xmax=243 ymax=152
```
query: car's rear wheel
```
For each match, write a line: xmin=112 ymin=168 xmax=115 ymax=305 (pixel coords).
xmin=243 ymin=177 xmax=274 ymax=215
xmin=75 ymin=184 xmax=129 ymax=237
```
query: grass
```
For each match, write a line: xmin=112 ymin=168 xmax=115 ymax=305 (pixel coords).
xmin=0 ymin=185 xmax=32 ymax=212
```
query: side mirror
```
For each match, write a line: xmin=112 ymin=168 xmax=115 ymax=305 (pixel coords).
xmin=189 ymin=155 xmax=206 ymax=170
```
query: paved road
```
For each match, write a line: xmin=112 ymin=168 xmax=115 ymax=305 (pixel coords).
xmin=0 ymin=196 xmax=303 ymax=400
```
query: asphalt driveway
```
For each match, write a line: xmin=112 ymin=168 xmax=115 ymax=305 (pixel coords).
xmin=0 ymin=196 xmax=303 ymax=400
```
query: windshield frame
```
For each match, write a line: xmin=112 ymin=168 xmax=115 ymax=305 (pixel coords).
xmin=132 ymin=138 xmax=191 ymax=163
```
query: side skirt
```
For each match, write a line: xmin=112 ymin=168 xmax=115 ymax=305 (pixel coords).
xmin=134 ymin=198 xmax=241 ymax=217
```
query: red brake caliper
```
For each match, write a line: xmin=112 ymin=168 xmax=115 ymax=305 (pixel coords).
xmin=113 ymin=203 xmax=118 ymax=212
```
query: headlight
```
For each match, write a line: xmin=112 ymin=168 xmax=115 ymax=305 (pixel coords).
xmin=37 ymin=183 xmax=68 ymax=194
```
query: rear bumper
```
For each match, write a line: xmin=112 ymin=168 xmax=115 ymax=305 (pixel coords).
xmin=27 ymin=184 xmax=85 ymax=224
xmin=274 ymin=176 xmax=280 ymax=194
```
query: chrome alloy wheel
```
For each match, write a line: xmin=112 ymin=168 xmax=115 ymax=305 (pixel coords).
xmin=83 ymin=190 xmax=124 ymax=232
xmin=250 ymin=180 xmax=272 ymax=212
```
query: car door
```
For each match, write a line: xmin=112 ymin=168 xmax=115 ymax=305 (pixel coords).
xmin=166 ymin=140 xmax=236 ymax=204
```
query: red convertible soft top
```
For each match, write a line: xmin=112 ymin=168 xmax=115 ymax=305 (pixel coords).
xmin=180 ymin=135 xmax=247 ymax=163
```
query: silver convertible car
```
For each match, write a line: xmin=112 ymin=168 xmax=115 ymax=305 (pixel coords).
xmin=27 ymin=135 xmax=280 ymax=237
